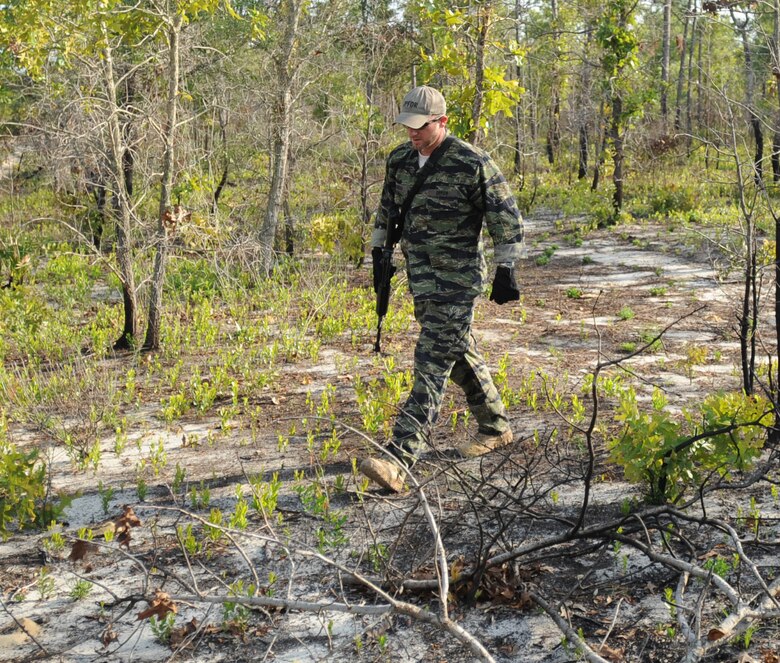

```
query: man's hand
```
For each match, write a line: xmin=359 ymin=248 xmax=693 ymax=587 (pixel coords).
xmin=489 ymin=266 xmax=520 ymax=304
xmin=372 ymin=247 xmax=395 ymax=293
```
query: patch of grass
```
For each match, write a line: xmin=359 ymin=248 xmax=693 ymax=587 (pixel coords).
xmin=566 ymin=287 xmax=582 ymax=299
xmin=535 ymin=245 xmax=558 ymax=266
xmin=649 ymin=286 xmax=667 ymax=297
xmin=617 ymin=306 xmax=635 ymax=321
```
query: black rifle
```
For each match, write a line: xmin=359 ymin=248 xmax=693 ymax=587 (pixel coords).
xmin=374 ymin=136 xmax=454 ymax=353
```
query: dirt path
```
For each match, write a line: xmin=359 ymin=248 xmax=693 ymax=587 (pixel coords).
xmin=1 ymin=211 xmax=777 ymax=663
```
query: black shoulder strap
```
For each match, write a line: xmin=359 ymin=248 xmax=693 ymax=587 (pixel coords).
xmin=387 ymin=135 xmax=455 ymax=246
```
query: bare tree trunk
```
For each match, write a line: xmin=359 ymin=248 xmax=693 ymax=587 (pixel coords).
xmin=212 ymin=108 xmax=229 ymax=214
xmin=466 ymin=4 xmax=489 ymax=146
xmin=144 ymin=14 xmax=182 ymax=351
xmin=283 ymin=145 xmax=295 ymax=257
xmin=101 ymin=25 xmax=138 ymax=350
xmin=661 ymin=0 xmax=671 ymax=122
xmin=545 ymin=0 xmax=560 ymax=165
xmin=685 ymin=11 xmax=697 ymax=144
xmin=674 ymin=2 xmax=691 ymax=131
xmin=578 ymin=125 xmax=588 ymax=179
xmin=259 ymin=0 xmax=301 ymax=275
xmin=591 ymin=101 xmax=606 ymax=192
xmin=577 ymin=28 xmax=593 ymax=180
xmin=512 ymin=0 xmax=525 ymax=180
xmin=772 ymin=0 xmax=780 ymax=439
xmin=121 ymin=70 xmax=135 ymax=199
xmin=732 ymin=9 xmax=763 ymax=184
xmin=740 ymin=214 xmax=757 ymax=395
xmin=610 ymin=92 xmax=624 ymax=214
xmin=772 ymin=0 xmax=780 ymax=182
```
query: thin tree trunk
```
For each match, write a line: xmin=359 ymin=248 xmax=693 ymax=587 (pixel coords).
xmin=732 ymin=9 xmax=763 ymax=184
xmin=101 ymin=25 xmax=137 ymax=350
xmin=512 ymin=0 xmax=525 ymax=180
xmin=577 ymin=28 xmax=593 ymax=180
xmin=661 ymin=0 xmax=672 ymax=122
xmin=773 ymin=0 xmax=780 ymax=181
xmin=212 ymin=108 xmax=229 ymax=214
xmin=674 ymin=3 xmax=691 ymax=131
xmin=591 ymin=101 xmax=606 ymax=192
xmin=466 ymin=4 xmax=489 ymax=146
xmin=144 ymin=14 xmax=182 ymax=351
xmin=259 ymin=0 xmax=301 ymax=274
xmin=610 ymin=92 xmax=624 ymax=214
xmin=545 ymin=0 xmax=560 ymax=165
xmin=578 ymin=125 xmax=588 ymax=179
xmin=685 ymin=12 xmax=697 ymax=144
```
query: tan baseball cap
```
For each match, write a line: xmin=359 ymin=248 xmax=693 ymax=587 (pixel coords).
xmin=395 ymin=86 xmax=447 ymax=129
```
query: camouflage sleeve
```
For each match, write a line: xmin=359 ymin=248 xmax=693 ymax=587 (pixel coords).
xmin=479 ymin=154 xmax=525 ymax=265
xmin=371 ymin=154 xmax=401 ymax=248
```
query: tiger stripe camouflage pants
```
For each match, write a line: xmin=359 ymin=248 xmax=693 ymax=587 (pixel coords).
xmin=390 ymin=298 xmax=510 ymax=462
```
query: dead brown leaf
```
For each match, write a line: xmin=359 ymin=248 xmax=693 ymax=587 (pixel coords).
xmin=117 ymin=528 xmax=132 ymax=548
xmin=761 ymin=649 xmax=780 ymax=663
xmin=598 ymin=644 xmax=624 ymax=662
xmin=137 ymin=589 xmax=178 ymax=621
xmin=707 ymin=628 xmax=726 ymax=641
xmin=69 ymin=539 xmax=98 ymax=562
xmin=115 ymin=505 xmax=141 ymax=531
xmin=101 ymin=625 xmax=118 ymax=647
xmin=169 ymin=618 xmax=198 ymax=648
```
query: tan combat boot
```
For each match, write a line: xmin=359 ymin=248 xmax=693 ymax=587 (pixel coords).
xmin=456 ymin=429 xmax=514 ymax=458
xmin=359 ymin=457 xmax=406 ymax=493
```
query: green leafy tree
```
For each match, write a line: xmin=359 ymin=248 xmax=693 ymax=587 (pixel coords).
xmin=409 ymin=0 xmax=523 ymax=144
xmin=595 ymin=0 xmax=638 ymax=216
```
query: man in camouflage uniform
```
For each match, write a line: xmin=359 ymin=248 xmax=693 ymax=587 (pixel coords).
xmin=359 ymin=86 xmax=525 ymax=493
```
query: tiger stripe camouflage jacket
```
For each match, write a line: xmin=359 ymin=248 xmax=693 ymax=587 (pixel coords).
xmin=371 ymin=136 xmax=525 ymax=303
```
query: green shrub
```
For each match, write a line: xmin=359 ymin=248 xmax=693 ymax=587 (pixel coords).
xmin=609 ymin=388 xmax=770 ymax=504
xmin=167 ymin=258 xmax=221 ymax=301
xmin=646 ymin=183 xmax=697 ymax=216
xmin=0 ymin=417 xmax=63 ymax=538
xmin=305 ymin=211 xmax=365 ymax=264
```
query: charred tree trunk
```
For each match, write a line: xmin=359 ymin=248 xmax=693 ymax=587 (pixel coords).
xmin=100 ymin=24 xmax=138 ymax=350
xmin=212 ymin=108 xmax=229 ymax=214
xmin=578 ymin=125 xmax=588 ymax=180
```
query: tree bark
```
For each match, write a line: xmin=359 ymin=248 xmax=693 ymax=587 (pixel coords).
xmin=610 ymin=92 xmax=624 ymax=215
xmin=732 ymin=8 xmax=763 ymax=183
xmin=674 ymin=2 xmax=691 ymax=131
xmin=578 ymin=125 xmax=588 ymax=179
xmin=144 ymin=13 xmax=182 ymax=351
xmin=101 ymin=24 xmax=138 ymax=350
xmin=212 ymin=108 xmax=229 ymax=214
xmin=545 ymin=0 xmax=560 ymax=165
xmin=259 ymin=0 xmax=301 ymax=275
xmin=466 ymin=4 xmax=489 ymax=146
xmin=661 ymin=0 xmax=671 ymax=122
xmin=684 ymin=11 xmax=697 ymax=143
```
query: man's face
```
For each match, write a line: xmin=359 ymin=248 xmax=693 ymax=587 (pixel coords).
xmin=406 ymin=116 xmax=448 ymax=155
